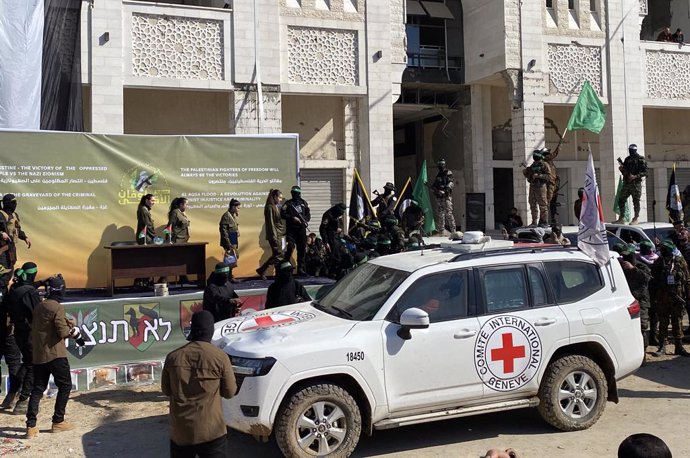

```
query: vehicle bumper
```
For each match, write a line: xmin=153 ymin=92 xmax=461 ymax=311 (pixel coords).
xmin=223 ymin=361 xmax=291 ymax=436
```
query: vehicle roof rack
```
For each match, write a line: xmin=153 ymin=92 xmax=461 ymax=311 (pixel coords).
xmin=449 ymin=245 xmax=579 ymax=262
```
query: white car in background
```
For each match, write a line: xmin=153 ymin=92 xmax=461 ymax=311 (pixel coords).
xmin=605 ymin=222 xmax=674 ymax=245
xmin=213 ymin=240 xmax=643 ymax=457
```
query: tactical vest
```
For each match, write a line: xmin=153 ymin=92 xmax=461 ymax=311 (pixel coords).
xmin=0 ymin=210 xmax=19 ymax=243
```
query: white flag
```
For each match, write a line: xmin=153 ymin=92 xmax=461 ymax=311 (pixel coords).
xmin=578 ymin=150 xmax=610 ymax=266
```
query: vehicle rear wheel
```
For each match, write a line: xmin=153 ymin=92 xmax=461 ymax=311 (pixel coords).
xmin=275 ymin=383 xmax=362 ymax=458
xmin=537 ymin=354 xmax=608 ymax=431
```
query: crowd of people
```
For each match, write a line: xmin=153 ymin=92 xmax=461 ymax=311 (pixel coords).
xmin=612 ymin=219 xmax=690 ymax=360
xmin=135 ymin=182 xmax=434 ymax=288
xmin=0 ymin=194 xmax=86 ymax=436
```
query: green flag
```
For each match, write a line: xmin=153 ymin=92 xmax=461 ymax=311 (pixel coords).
xmin=412 ymin=160 xmax=436 ymax=234
xmin=612 ymin=177 xmax=630 ymax=223
xmin=566 ymin=80 xmax=606 ymax=134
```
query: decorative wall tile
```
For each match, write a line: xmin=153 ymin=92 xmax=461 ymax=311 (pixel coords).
xmin=547 ymin=44 xmax=602 ymax=95
xmin=131 ymin=13 xmax=224 ymax=80
xmin=287 ymin=26 xmax=358 ymax=86
xmin=646 ymin=50 xmax=690 ymax=99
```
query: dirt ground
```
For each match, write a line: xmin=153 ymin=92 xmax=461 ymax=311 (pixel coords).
xmin=0 ymin=352 xmax=688 ymax=458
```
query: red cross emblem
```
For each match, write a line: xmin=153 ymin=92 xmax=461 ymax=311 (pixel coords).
xmin=242 ymin=314 xmax=295 ymax=331
xmin=490 ymin=333 xmax=525 ymax=374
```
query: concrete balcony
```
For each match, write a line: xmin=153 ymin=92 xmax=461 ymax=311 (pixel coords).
xmin=642 ymin=41 xmax=690 ymax=107
xmin=122 ymin=0 xmax=233 ymax=90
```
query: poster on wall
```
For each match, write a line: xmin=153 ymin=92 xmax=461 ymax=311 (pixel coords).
xmin=0 ymin=131 xmax=299 ymax=287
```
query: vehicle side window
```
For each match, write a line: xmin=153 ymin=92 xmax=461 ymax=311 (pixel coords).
xmin=482 ymin=267 xmax=528 ymax=313
xmin=545 ymin=261 xmax=604 ymax=303
xmin=389 ymin=270 xmax=468 ymax=323
xmin=620 ymin=228 xmax=642 ymax=244
xmin=528 ymin=266 xmax=549 ymax=306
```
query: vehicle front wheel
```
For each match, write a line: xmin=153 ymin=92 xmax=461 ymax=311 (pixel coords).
xmin=537 ymin=354 xmax=608 ymax=431
xmin=275 ymin=382 xmax=362 ymax=458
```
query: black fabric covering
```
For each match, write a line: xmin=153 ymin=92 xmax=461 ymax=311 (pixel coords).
xmin=41 ymin=0 xmax=83 ymax=131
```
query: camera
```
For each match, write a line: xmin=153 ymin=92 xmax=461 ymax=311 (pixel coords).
xmin=69 ymin=326 xmax=86 ymax=347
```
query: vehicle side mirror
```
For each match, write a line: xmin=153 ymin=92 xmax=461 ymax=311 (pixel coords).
xmin=397 ymin=308 xmax=430 ymax=340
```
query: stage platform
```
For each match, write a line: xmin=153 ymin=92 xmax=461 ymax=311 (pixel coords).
xmin=63 ymin=275 xmax=336 ymax=303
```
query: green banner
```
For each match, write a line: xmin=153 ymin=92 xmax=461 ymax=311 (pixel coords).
xmin=0 ymin=286 xmax=324 ymax=392
xmin=0 ymin=131 xmax=299 ymax=287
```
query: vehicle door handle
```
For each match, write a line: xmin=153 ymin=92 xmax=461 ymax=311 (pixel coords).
xmin=454 ymin=330 xmax=478 ymax=339
xmin=534 ymin=318 xmax=557 ymax=326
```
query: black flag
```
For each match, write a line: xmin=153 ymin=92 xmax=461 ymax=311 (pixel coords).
xmin=394 ymin=177 xmax=413 ymax=220
xmin=348 ymin=169 xmax=375 ymax=226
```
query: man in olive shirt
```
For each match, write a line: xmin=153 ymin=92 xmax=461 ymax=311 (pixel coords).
xmin=162 ymin=311 xmax=236 ymax=457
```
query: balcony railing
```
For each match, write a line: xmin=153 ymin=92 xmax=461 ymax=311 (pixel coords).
xmin=407 ymin=45 xmax=463 ymax=70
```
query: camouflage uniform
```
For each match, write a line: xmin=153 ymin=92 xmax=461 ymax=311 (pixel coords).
xmin=620 ymin=247 xmax=652 ymax=347
xmin=522 ymin=153 xmax=549 ymax=226
xmin=432 ymin=162 xmax=456 ymax=233
xmin=616 ymin=145 xmax=648 ymax=223
xmin=650 ymin=245 xmax=690 ymax=356
xmin=542 ymin=148 xmax=560 ymax=225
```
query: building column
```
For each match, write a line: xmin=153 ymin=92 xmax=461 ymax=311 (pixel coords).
xmin=600 ymin=0 xmax=646 ymax=221
xmin=359 ymin=2 xmax=395 ymax=192
xmin=90 ymin=0 xmax=124 ymax=133
xmin=343 ymin=98 xmax=360 ymax=204
xmin=469 ymin=84 xmax=494 ymax=229
xmin=509 ymin=70 xmax=546 ymax=225
xmin=232 ymin=85 xmax=282 ymax=134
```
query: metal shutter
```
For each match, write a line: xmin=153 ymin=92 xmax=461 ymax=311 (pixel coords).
xmin=300 ymin=168 xmax=345 ymax=226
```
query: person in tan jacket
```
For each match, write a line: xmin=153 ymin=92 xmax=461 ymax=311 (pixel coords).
xmin=26 ymin=275 xmax=83 ymax=438
xmin=162 ymin=310 xmax=236 ymax=457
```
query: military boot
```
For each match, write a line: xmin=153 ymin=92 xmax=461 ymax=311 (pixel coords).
xmin=674 ymin=340 xmax=690 ymax=357
xmin=652 ymin=340 xmax=667 ymax=357
xmin=630 ymin=216 xmax=639 ymax=225
xmin=612 ymin=217 xmax=625 ymax=224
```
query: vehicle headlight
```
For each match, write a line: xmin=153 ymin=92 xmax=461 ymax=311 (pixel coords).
xmin=230 ymin=356 xmax=277 ymax=376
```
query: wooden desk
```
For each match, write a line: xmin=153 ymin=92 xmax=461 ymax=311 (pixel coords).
xmin=104 ymin=242 xmax=208 ymax=296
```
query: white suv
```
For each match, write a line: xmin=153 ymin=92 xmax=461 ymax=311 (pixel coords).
xmin=213 ymin=241 xmax=643 ymax=457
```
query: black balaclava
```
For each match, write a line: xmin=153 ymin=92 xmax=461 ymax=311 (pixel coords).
xmin=276 ymin=261 xmax=293 ymax=283
xmin=187 ymin=310 xmax=215 ymax=342
xmin=46 ymin=274 xmax=66 ymax=301
xmin=211 ymin=262 xmax=230 ymax=286
xmin=660 ymin=241 xmax=675 ymax=258
xmin=2 ymin=194 xmax=17 ymax=214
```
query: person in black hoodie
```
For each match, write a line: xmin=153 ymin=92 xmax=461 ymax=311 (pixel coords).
xmin=202 ymin=263 xmax=241 ymax=322
xmin=6 ymin=262 xmax=41 ymax=415
xmin=265 ymin=262 xmax=310 ymax=309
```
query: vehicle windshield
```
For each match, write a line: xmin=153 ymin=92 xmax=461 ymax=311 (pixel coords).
xmin=643 ymin=228 xmax=675 ymax=241
xmin=313 ymin=263 xmax=409 ymax=321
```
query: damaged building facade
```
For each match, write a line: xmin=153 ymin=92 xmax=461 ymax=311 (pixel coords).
xmin=396 ymin=0 xmax=690 ymax=229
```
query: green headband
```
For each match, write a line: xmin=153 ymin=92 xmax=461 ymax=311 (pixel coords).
xmin=16 ymin=267 xmax=37 ymax=280
xmin=214 ymin=266 xmax=230 ymax=274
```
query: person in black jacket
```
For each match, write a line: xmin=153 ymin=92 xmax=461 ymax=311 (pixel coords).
xmin=319 ymin=204 xmax=346 ymax=279
xmin=202 ymin=263 xmax=241 ymax=322
xmin=0 ymin=268 xmax=22 ymax=410
xmin=6 ymin=262 xmax=41 ymax=415
xmin=281 ymin=186 xmax=311 ymax=276
xmin=265 ymin=262 xmax=310 ymax=309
